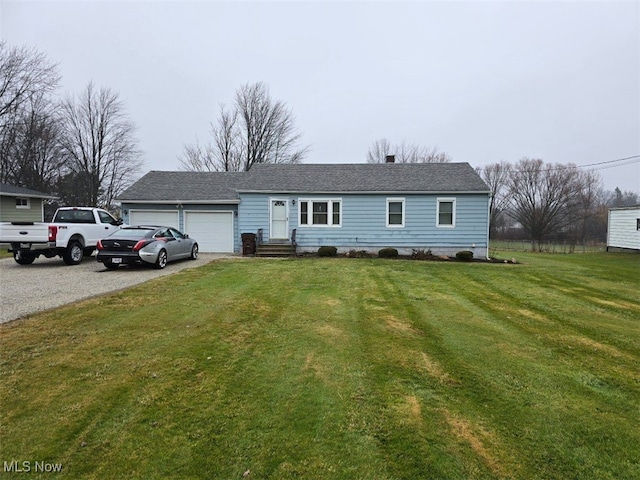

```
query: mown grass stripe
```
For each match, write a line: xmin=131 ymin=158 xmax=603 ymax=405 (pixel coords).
xmin=0 ymin=254 xmax=638 ymax=479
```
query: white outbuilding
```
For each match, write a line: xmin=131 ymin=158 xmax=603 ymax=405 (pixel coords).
xmin=607 ymin=206 xmax=640 ymax=251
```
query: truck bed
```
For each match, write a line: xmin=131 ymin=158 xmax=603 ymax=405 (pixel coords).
xmin=0 ymin=222 xmax=49 ymax=244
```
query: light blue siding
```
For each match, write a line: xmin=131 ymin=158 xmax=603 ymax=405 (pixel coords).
xmin=238 ymin=193 xmax=490 ymax=257
xmin=237 ymin=194 xmax=288 ymax=248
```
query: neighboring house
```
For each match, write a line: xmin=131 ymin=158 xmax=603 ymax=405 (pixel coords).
xmin=0 ymin=183 xmax=57 ymax=223
xmin=607 ymin=206 xmax=640 ymax=252
xmin=118 ymin=162 xmax=491 ymax=257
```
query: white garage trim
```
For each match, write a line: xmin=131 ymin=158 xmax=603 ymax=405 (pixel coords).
xmin=184 ymin=210 xmax=234 ymax=253
xmin=129 ymin=210 xmax=180 ymax=230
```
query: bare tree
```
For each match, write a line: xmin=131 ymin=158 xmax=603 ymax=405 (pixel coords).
xmin=476 ymin=162 xmax=512 ymax=237
xmin=0 ymin=94 xmax=64 ymax=190
xmin=0 ymin=42 xmax=60 ymax=188
xmin=236 ymin=82 xmax=307 ymax=170
xmin=179 ymin=141 xmax=217 ymax=172
xmin=507 ymin=158 xmax=581 ymax=251
xmin=366 ymin=138 xmax=393 ymax=163
xmin=0 ymin=42 xmax=59 ymax=127
xmin=607 ymin=187 xmax=639 ymax=208
xmin=569 ymin=170 xmax=603 ymax=246
xmin=58 ymin=82 xmax=142 ymax=207
xmin=180 ymin=82 xmax=308 ymax=172
xmin=179 ymin=105 xmax=242 ymax=172
xmin=213 ymin=106 xmax=242 ymax=171
xmin=367 ymin=138 xmax=451 ymax=163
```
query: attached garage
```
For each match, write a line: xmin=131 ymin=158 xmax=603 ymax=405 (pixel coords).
xmin=117 ymin=171 xmax=245 ymax=254
xmin=184 ymin=211 xmax=234 ymax=253
xmin=129 ymin=210 xmax=180 ymax=229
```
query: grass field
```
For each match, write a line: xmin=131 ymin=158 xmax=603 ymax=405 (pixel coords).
xmin=1 ymin=253 xmax=638 ymax=479
xmin=489 ymin=240 xmax=606 ymax=254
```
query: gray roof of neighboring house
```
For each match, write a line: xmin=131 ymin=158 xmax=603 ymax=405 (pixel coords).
xmin=0 ymin=183 xmax=57 ymax=199
xmin=117 ymin=163 xmax=489 ymax=202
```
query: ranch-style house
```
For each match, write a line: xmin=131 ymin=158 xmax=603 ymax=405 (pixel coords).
xmin=117 ymin=162 xmax=491 ymax=258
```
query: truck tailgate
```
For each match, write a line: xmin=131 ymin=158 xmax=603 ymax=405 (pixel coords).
xmin=0 ymin=223 xmax=49 ymax=243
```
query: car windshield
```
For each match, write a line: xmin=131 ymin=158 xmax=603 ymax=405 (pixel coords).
xmin=112 ymin=228 xmax=155 ymax=238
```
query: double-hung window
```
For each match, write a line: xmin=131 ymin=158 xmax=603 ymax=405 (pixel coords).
xmin=299 ymin=199 xmax=341 ymax=227
xmin=386 ymin=198 xmax=405 ymax=227
xmin=16 ymin=197 xmax=30 ymax=209
xmin=437 ymin=198 xmax=456 ymax=227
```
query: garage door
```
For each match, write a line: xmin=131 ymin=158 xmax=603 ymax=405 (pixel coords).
xmin=184 ymin=211 xmax=234 ymax=253
xmin=129 ymin=210 xmax=180 ymax=229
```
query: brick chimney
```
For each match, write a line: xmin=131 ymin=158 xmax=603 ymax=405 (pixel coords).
xmin=385 ymin=155 xmax=395 ymax=163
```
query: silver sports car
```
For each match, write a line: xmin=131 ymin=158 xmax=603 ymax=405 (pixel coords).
xmin=96 ymin=226 xmax=199 ymax=270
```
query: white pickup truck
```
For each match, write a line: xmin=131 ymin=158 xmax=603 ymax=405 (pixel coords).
xmin=0 ymin=207 xmax=123 ymax=265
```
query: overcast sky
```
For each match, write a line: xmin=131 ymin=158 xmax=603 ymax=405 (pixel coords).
xmin=2 ymin=0 xmax=639 ymax=192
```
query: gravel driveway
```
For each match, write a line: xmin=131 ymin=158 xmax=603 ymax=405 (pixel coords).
xmin=0 ymin=253 xmax=233 ymax=324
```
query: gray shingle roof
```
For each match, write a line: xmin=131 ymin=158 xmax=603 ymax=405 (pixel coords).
xmin=243 ymin=163 xmax=489 ymax=193
xmin=117 ymin=163 xmax=489 ymax=202
xmin=117 ymin=171 xmax=246 ymax=202
xmin=0 ymin=183 xmax=57 ymax=199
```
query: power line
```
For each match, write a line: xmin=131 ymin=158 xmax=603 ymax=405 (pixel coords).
xmin=577 ymin=155 xmax=640 ymax=170
xmin=476 ymin=155 xmax=640 ymax=173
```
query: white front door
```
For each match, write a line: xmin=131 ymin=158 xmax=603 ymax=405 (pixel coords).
xmin=270 ymin=200 xmax=288 ymax=239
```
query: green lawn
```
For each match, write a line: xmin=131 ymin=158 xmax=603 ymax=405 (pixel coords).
xmin=1 ymin=253 xmax=638 ymax=479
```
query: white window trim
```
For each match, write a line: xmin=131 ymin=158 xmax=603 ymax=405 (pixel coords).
xmin=386 ymin=198 xmax=405 ymax=228
xmin=16 ymin=197 xmax=30 ymax=209
xmin=437 ymin=197 xmax=456 ymax=228
xmin=298 ymin=198 xmax=342 ymax=227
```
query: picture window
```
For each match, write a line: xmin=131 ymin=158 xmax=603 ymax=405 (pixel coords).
xmin=299 ymin=199 xmax=341 ymax=227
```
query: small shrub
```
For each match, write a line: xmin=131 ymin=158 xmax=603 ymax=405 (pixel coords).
xmin=411 ymin=248 xmax=434 ymax=260
xmin=378 ymin=247 xmax=399 ymax=258
xmin=456 ymin=250 xmax=474 ymax=262
xmin=346 ymin=249 xmax=372 ymax=258
xmin=318 ymin=246 xmax=338 ymax=257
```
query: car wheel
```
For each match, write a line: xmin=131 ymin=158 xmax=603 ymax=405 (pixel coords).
xmin=155 ymin=249 xmax=168 ymax=269
xmin=104 ymin=261 xmax=119 ymax=270
xmin=13 ymin=251 xmax=36 ymax=265
xmin=63 ymin=241 xmax=84 ymax=265
xmin=190 ymin=243 xmax=199 ymax=260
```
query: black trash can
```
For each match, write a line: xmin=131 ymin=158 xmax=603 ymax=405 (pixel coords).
xmin=241 ymin=233 xmax=257 ymax=256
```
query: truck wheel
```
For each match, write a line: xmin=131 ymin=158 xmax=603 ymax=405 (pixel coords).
xmin=13 ymin=251 xmax=36 ymax=265
xmin=154 ymin=249 xmax=167 ymax=269
xmin=63 ymin=241 xmax=84 ymax=265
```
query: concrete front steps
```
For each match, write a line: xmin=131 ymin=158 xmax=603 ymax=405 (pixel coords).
xmin=255 ymin=242 xmax=296 ymax=257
